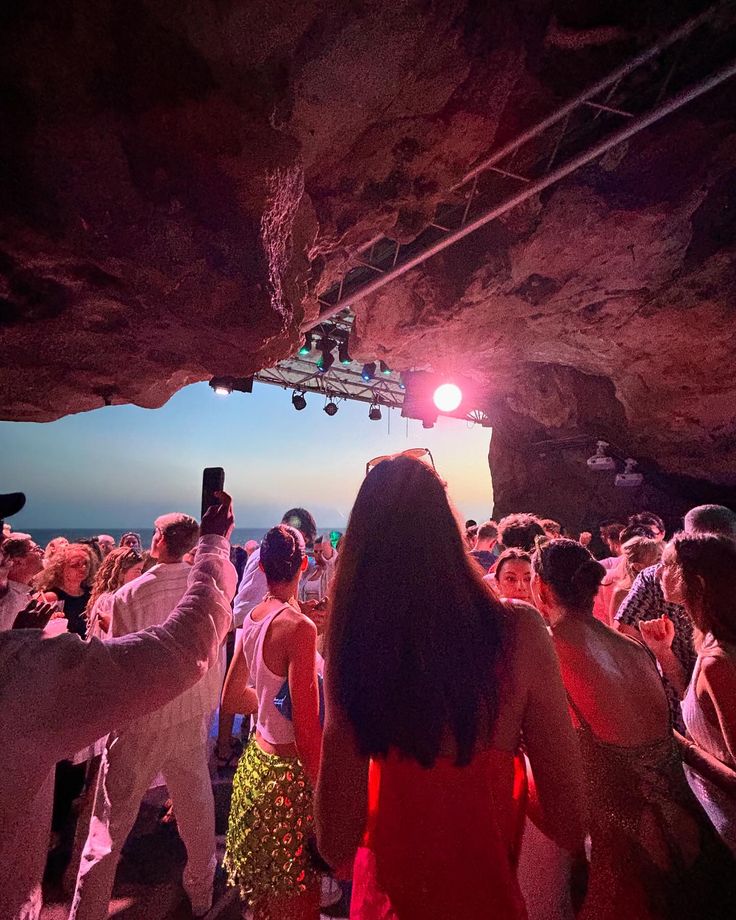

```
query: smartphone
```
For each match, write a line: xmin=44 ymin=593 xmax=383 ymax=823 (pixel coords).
xmin=201 ymin=467 xmax=225 ymax=519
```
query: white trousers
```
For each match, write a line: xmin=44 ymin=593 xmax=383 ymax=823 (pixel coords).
xmin=69 ymin=715 xmax=216 ymax=920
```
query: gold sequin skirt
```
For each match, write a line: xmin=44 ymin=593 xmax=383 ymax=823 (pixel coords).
xmin=224 ymin=738 xmax=317 ymax=906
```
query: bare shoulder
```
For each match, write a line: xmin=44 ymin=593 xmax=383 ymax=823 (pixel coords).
xmin=505 ymin=601 xmax=549 ymax=641
xmin=502 ymin=601 xmax=555 ymax=668
xmin=700 ymin=650 xmax=736 ymax=686
xmin=275 ymin=606 xmax=317 ymax=642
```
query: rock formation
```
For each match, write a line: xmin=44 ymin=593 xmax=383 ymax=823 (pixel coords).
xmin=1 ymin=0 xmax=734 ymax=523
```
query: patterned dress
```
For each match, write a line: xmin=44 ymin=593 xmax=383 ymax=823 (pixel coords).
xmin=567 ymin=693 xmax=736 ymax=919
xmin=615 ymin=566 xmax=695 ymax=731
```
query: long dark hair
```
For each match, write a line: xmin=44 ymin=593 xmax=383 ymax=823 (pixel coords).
xmin=668 ymin=533 xmax=736 ymax=644
xmin=326 ymin=456 xmax=509 ymax=768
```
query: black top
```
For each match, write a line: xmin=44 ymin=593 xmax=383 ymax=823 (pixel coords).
xmin=55 ymin=588 xmax=91 ymax=638
xmin=469 ymin=549 xmax=497 ymax=572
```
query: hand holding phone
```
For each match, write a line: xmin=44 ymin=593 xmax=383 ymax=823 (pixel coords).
xmin=200 ymin=490 xmax=235 ymax=540
xmin=201 ymin=467 xmax=225 ymax=520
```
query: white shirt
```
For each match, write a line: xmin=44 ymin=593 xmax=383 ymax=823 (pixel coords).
xmin=111 ymin=554 xmax=236 ymax=732
xmin=0 ymin=580 xmax=32 ymax=632
xmin=0 ymin=534 xmax=234 ymax=920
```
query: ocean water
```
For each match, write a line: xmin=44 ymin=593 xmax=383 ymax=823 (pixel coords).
xmin=25 ymin=527 xmax=344 ymax=549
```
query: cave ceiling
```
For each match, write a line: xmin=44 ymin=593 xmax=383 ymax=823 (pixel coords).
xmin=1 ymin=0 xmax=735 ymax=493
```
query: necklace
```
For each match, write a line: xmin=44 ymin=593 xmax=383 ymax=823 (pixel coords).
xmin=263 ymin=592 xmax=297 ymax=606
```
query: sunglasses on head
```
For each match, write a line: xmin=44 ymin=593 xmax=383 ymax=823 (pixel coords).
xmin=366 ymin=447 xmax=436 ymax=476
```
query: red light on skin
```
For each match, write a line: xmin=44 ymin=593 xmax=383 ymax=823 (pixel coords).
xmin=433 ymin=383 xmax=462 ymax=412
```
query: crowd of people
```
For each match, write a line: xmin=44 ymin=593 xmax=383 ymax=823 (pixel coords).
xmin=1 ymin=463 xmax=735 ymax=920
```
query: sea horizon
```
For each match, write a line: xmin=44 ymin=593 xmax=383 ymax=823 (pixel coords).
xmin=16 ymin=526 xmax=347 ymax=548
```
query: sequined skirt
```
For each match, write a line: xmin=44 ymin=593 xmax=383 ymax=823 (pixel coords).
xmin=224 ymin=739 xmax=317 ymax=906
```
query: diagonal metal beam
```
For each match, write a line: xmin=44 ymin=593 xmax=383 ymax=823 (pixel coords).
xmin=305 ymin=55 xmax=736 ymax=331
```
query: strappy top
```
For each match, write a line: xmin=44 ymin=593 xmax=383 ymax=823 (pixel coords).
xmin=565 ymin=685 xmax=736 ymax=919
xmin=241 ymin=601 xmax=323 ymax=745
xmin=681 ymin=634 xmax=735 ymax=768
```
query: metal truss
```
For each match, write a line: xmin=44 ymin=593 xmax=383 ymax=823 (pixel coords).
xmin=254 ymin=354 xmax=406 ymax=409
xmin=306 ymin=3 xmax=736 ymax=330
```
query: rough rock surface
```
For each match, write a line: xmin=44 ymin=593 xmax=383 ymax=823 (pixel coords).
xmin=1 ymin=0 xmax=735 ymax=519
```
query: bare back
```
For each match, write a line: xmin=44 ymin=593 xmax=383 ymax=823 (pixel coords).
xmin=551 ymin=614 xmax=671 ymax=745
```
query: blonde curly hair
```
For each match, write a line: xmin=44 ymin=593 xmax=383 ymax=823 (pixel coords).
xmin=32 ymin=542 xmax=97 ymax=594
xmin=86 ymin=547 xmax=143 ymax=614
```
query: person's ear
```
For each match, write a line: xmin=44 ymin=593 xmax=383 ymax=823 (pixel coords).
xmin=300 ymin=555 xmax=309 ymax=572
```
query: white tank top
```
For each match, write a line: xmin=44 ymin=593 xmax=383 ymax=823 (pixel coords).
xmin=241 ymin=601 xmax=323 ymax=746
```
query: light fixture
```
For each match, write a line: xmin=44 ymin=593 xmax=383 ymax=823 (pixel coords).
xmin=369 ymin=404 xmax=382 ymax=421
xmin=587 ymin=441 xmax=616 ymax=472
xmin=209 ymin=376 xmax=233 ymax=396
xmin=361 ymin=362 xmax=376 ymax=382
xmin=317 ymin=336 xmax=336 ymax=372
xmin=379 ymin=360 xmax=391 ymax=376
xmin=433 ymin=383 xmax=462 ymax=413
xmin=616 ymin=458 xmax=644 ymax=488
xmin=338 ymin=339 xmax=352 ymax=365
xmin=292 ymin=391 xmax=307 ymax=411
xmin=299 ymin=332 xmax=313 ymax=356
xmin=398 ymin=372 xmax=407 ymax=390
xmin=324 ymin=400 xmax=338 ymax=417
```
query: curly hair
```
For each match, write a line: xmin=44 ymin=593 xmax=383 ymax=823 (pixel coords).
xmin=32 ymin=542 xmax=97 ymax=594
xmin=86 ymin=547 xmax=143 ymax=615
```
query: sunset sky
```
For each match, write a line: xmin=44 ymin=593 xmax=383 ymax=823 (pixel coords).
xmin=2 ymin=382 xmax=494 ymax=530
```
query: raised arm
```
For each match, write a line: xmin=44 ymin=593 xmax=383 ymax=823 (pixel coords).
xmin=518 ymin=607 xmax=586 ymax=854
xmin=5 ymin=495 xmax=236 ymax=763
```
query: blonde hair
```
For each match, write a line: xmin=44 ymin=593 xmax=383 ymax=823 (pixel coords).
xmin=621 ymin=536 xmax=663 ymax=570
xmin=86 ymin=547 xmax=143 ymax=615
xmin=43 ymin=536 xmax=69 ymax=566
xmin=154 ymin=513 xmax=199 ymax=558
xmin=33 ymin=542 xmax=97 ymax=593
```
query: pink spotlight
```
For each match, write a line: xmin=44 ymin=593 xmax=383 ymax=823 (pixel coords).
xmin=433 ymin=383 xmax=462 ymax=412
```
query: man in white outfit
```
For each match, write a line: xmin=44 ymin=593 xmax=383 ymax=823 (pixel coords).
xmin=70 ymin=513 xmax=236 ymax=920
xmin=0 ymin=492 xmax=236 ymax=920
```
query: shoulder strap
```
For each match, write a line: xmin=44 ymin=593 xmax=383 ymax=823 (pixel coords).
xmin=565 ymin=690 xmax=594 ymax=734
xmin=252 ymin=602 xmax=291 ymax=670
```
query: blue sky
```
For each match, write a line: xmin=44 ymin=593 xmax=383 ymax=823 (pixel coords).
xmin=2 ymin=382 xmax=493 ymax=530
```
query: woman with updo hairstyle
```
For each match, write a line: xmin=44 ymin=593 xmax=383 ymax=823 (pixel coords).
xmin=532 ymin=539 xmax=735 ymax=919
xmin=639 ymin=533 xmax=736 ymax=856
xmin=222 ymin=524 xmax=323 ymax=920
xmin=316 ymin=456 xmax=587 ymax=920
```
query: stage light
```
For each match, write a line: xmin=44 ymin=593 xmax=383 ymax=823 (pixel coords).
xmin=324 ymin=401 xmax=338 ymax=417
xmin=292 ymin=391 xmax=307 ymax=411
xmin=209 ymin=377 xmax=232 ymax=396
xmin=398 ymin=372 xmax=407 ymax=390
xmin=379 ymin=360 xmax=391 ymax=376
xmin=299 ymin=333 xmax=313 ymax=356
xmin=361 ymin=362 xmax=376 ymax=381
xmin=338 ymin=340 xmax=352 ymax=365
xmin=317 ymin=336 xmax=336 ymax=372
xmin=433 ymin=383 xmax=462 ymax=412
xmin=317 ymin=351 xmax=335 ymax=373
xmin=369 ymin=404 xmax=382 ymax=421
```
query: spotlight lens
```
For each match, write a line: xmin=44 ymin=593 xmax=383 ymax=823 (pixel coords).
xmin=213 ymin=386 xmax=231 ymax=397
xmin=433 ymin=383 xmax=462 ymax=412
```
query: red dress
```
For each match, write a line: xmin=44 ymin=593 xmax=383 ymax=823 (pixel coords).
xmin=350 ymin=748 xmax=528 ymax=920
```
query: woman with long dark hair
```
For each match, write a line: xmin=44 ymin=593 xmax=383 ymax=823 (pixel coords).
xmin=531 ymin=538 xmax=735 ymax=919
xmin=640 ymin=533 xmax=736 ymax=856
xmin=316 ymin=456 xmax=585 ymax=919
